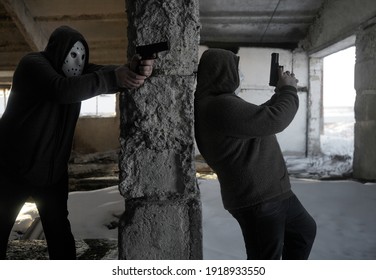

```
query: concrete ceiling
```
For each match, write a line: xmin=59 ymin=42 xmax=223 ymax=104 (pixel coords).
xmin=0 ymin=0 xmax=324 ymax=83
xmin=200 ymin=0 xmax=324 ymax=49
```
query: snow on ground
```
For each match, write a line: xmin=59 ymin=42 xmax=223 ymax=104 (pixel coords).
xmin=11 ymin=178 xmax=376 ymax=260
xmin=10 ymin=106 xmax=376 ymax=259
xmin=201 ymin=177 xmax=376 ymax=260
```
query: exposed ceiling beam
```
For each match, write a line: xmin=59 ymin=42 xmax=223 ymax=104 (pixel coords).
xmin=0 ymin=70 xmax=14 ymax=77
xmin=0 ymin=0 xmax=48 ymax=51
xmin=34 ymin=13 xmax=126 ymax=22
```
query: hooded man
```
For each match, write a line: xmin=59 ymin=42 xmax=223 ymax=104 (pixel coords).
xmin=0 ymin=26 xmax=154 ymax=259
xmin=194 ymin=49 xmax=316 ymax=260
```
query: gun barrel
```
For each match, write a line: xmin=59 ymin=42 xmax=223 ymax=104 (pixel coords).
xmin=269 ymin=53 xmax=279 ymax=86
xmin=136 ymin=41 xmax=170 ymax=59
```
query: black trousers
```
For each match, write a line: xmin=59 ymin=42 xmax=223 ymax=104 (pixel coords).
xmin=229 ymin=193 xmax=316 ymax=260
xmin=0 ymin=170 xmax=76 ymax=260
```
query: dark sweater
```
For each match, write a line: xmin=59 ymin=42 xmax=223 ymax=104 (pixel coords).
xmin=194 ymin=49 xmax=299 ymax=210
xmin=0 ymin=26 xmax=119 ymax=187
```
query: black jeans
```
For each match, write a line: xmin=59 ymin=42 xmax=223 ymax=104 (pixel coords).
xmin=229 ymin=194 xmax=316 ymax=260
xmin=0 ymin=171 xmax=76 ymax=260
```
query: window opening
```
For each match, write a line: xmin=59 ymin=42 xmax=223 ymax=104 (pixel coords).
xmin=80 ymin=94 xmax=116 ymax=117
xmin=0 ymin=87 xmax=11 ymax=116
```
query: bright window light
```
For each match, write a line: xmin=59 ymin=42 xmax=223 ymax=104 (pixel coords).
xmin=323 ymin=47 xmax=356 ymax=108
xmin=80 ymin=94 xmax=116 ymax=117
xmin=322 ymin=46 xmax=355 ymax=156
xmin=0 ymin=87 xmax=11 ymax=116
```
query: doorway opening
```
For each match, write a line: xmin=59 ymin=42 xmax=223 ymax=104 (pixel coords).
xmin=322 ymin=46 xmax=356 ymax=159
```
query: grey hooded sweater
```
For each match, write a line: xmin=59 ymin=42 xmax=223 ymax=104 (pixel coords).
xmin=194 ymin=49 xmax=299 ymax=210
xmin=0 ymin=26 xmax=120 ymax=187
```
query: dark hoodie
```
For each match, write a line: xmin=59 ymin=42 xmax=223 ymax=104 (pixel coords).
xmin=0 ymin=26 xmax=119 ymax=187
xmin=194 ymin=49 xmax=299 ymax=210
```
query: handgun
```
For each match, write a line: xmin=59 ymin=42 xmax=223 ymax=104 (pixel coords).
xmin=269 ymin=53 xmax=281 ymax=87
xmin=136 ymin=41 xmax=170 ymax=60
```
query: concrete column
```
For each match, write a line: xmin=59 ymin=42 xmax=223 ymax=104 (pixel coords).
xmin=353 ymin=18 xmax=376 ymax=180
xmin=118 ymin=0 xmax=202 ymax=259
xmin=307 ymin=57 xmax=323 ymax=156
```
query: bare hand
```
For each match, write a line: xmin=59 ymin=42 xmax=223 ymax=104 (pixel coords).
xmin=276 ymin=67 xmax=298 ymax=90
xmin=129 ymin=55 xmax=155 ymax=77
xmin=115 ymin=65 xmax=147 ymax=89
xmin=115 ymin=55 xmax=155 ymax=90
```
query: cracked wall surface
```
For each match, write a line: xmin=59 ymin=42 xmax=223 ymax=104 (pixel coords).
xmin=118 ymin=0 xmax=202 ymax=259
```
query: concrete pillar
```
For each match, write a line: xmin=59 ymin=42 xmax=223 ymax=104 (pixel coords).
xmin=307 ymin=57 xmax=324 ymax=156
xmin=353 ymin=18 xmax=376 ymax=180
xmin=118 ymin=0 xmax=202 ymax=259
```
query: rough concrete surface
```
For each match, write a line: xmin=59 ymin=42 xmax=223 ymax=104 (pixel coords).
xmin=353 ymin=23 xmax=376 ymax=179
xmin=119 ymin=199 xmax=202 ymax=260
xmin=118 ymin=0 xmax=202 ymax=259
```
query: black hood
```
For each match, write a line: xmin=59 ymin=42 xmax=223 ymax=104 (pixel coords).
xmin=42 ymin=25 xmax=89 ymax=75
xmin=195 ymin=48 xmax=240 ymax=100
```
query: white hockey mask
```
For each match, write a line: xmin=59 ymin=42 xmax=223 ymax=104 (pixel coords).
xmin=62 ymin=41 xmax=86 ymax=77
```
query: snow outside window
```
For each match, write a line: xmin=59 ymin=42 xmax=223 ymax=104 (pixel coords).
xmin=80 ymin=94 xmax=116 ymax=117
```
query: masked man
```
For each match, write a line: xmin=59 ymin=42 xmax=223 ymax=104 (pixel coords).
xmin=0 ymin=26 xmax=154 ymax=259
xmin=195 ymin=49 xmax=316 ymax=260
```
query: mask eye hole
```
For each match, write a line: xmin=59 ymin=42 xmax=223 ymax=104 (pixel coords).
xmin=82 ymin=54 xmax=85 ymax=60
xmin=70 ymin=52 xmax=77 ymax=58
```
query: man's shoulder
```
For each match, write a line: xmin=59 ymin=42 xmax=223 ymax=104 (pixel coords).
xmin=16 ymin=52 xmax=49 ymax=72
xmin=209 ymin=93 xmax=249 ymax=107
xmin=205 ymin=93 xmax=242 ymax=103
xmin=198 ymin=94 xmax=250 ymax=117
xmin=19 ymin=52 xmax=46 ymax=64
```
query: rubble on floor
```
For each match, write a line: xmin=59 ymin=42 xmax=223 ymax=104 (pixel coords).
xmin=7 ymin=239 xmax=118 ymax=260
xmin=68 ymin=150 xmax=119 ymax=191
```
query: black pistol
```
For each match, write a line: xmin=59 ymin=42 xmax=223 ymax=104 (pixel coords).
xmin=136 ymin=41 xmax=170 ymax=60
xmin=269 ymin=53 xmax=280 ymax=87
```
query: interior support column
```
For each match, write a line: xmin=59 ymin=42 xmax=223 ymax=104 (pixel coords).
xmin=118 ymin=0 xmax=202 ymax=259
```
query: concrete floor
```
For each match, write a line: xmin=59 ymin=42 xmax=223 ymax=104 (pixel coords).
xmin=200 ymin=178 xmax=376 ymax=260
